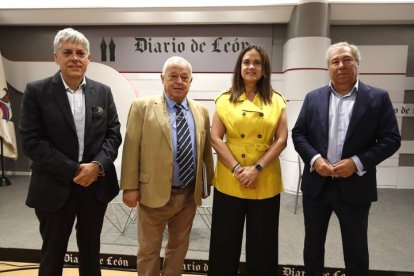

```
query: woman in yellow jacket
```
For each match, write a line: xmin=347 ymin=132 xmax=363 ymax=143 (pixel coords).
xmin=208 ymin=45 xmax=288 ymax=276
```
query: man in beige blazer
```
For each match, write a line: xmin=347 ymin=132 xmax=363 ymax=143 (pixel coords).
xmin=121 ymin=56 xmax=214 ymax=276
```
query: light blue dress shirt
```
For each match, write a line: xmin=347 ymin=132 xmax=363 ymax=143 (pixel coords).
xmin=327 ymin=83 xmax=357 ymax=164
xmin=164 ymin=93 xmax=198 ymax=187
xmin=61 ymin=74 xmax=86 ymax=162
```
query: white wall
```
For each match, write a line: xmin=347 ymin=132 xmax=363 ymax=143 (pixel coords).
xmin=5 ymin=43 xmax=412 ymax=190
xmin=120 ymin=43 xmax=414 ymax=191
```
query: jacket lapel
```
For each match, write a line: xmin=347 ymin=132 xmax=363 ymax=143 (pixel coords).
xmin=153 ymin=95 xmax=173 ymax=149
xmin=51 ymin=72 xmax=77 ymax=134
xmin=319 ymin=87 xmax=331 ymax=150
xmin=83 ymin=78 xmax=93 ymax=139
xmin=239 ymin=94 xmax=263 ymax=113
xmin=188 ymin=99 xmax=202 ymax=150
xmin=345 ymin=82 xmax=370 ymax=142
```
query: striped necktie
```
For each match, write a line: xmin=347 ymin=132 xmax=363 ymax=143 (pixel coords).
xmin=175 ymin=103 xmax=195 ymax=186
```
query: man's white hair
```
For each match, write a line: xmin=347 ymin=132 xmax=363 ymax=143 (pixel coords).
xmin=161 ymin=56 xmax=192 ymax=76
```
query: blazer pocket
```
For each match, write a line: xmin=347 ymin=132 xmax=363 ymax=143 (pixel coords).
xmin=92 ymin=105 xmax=105 ymax=118
xmin=139 ymin=172 xmax=151 ymax=185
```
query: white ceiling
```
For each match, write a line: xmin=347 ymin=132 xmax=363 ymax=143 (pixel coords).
xmin=0 ymin=1 xmax=413 ymax=25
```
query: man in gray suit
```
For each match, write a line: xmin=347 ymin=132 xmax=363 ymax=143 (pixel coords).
xmin=20 ymin=28 xmax=122 ymax=276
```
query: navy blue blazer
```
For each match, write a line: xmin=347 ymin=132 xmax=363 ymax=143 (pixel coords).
xmin=20 ymin=72 xmax=122 ymax=212
xmin=292 ymin=81 xmax=401 ymax=204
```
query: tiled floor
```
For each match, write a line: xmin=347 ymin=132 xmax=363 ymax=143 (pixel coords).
xmin=1 ymin=176 xmax=414 ymax=273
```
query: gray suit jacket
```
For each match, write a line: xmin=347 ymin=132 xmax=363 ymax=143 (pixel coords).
xmin=20 ymin=71 xmax=122 ymax=211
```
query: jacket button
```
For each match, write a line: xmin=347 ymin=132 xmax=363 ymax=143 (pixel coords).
xmin=241 ymin=134 xmax=245 ymax=138
xmin=258 ymin=134 xmax=262 ymax=138
xmin=242 ymin=112 xmax=246 ymax=116
xmin=259 ymin=113 xmax=264 ymax=117
xmin=241 ymin=154 xmax=246 ymax=158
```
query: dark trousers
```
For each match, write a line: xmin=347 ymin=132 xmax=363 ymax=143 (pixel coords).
xmin=35 ymin=185 xmax=107 ymax=276
xmin=303 ymin=180 xmax=371 ymax=276
xmin=208 ymin=189 xmax=280 ymax=276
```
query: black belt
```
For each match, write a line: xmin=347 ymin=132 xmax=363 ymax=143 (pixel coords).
xmin=326 ymin=176 xmax=341 ymax=184
xmin=171 ymin=182 xmax=195 ymax=195
xmin=172 ymin=185 xmax=188 ymax=190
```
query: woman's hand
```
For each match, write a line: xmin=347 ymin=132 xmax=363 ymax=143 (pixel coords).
xmin=235 ymin=166 xmax=259 ymax=189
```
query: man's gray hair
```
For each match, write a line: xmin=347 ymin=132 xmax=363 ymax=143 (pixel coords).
xmin=53 ymin=28 xmax=90 ymax=54
xmin=326 ymin=42 xmax=361 ymax=65
xmin=161 ymin=56 xmax=193 ymax=76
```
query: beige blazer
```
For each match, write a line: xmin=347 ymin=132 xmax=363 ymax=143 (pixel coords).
xmin=120 ymin=94 xmax=214 ymax=208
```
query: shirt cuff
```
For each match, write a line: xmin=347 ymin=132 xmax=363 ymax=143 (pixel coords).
xmin=92 ymin=161 xmax=105 ymax=176
xmin=310 ymin=154 xmax=321 ymax=172
xmin=351 ymin=155 xmax=366 ymax=176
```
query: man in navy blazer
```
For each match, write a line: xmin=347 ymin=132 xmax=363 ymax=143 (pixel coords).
xmin=292 ymin=42 xmax=400 ymax=275
xmin=20 ymin=28 xmax=122 ymax=276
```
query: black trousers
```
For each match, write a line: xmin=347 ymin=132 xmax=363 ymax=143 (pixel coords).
xmin=35 ymin=184 xmax=107 ymax=276
xmin=208 ymin=189 xmax=280 ymax=276
xmin=303 ymin=180 xmax=371 ymax=276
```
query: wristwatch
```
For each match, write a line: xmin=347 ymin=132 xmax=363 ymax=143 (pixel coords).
xmin=254 ymin=163 xmax=263 ymax=172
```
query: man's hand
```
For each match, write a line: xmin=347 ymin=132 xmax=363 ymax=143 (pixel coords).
xmin=73 ymin=163 xmax=100 ymax=187
xmin=333 ymin=158 xmax=357 ymax=178
xmin=123 ymin=189 xmax=140 ymax=208
xmin=314 ymin=157 xmax=335 ymax=177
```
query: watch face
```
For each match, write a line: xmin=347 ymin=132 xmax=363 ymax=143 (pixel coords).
xmin=255 ymin=164 xmax=263 ymax=172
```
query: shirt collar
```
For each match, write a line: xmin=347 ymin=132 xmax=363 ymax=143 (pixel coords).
xmin=239 ymin=92 xmax=248 ymax=101
xmin=164 ymin=92 xmax=189 ymax=111
xmin=329 ymin=79 xmax=359 ymax=97
xmin=60 ymin=73 xmax=86 ymax=92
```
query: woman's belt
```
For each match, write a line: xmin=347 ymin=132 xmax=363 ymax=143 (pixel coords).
xmin=226 ymin=140 xmax=270 ymax=152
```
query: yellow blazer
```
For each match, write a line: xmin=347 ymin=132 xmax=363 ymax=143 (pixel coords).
xmin=213 ymin=91 xmax=286 ymax=200
xmin=120 ymin=94 xmax=214 ymax=208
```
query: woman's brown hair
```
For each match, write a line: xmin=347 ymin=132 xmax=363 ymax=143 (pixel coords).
xmin=229 ymin=45 xmax=273 ymax=104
